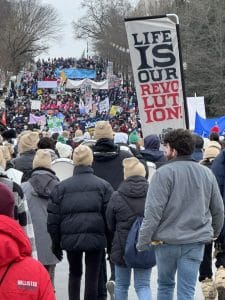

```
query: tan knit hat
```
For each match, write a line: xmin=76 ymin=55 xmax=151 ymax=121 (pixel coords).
xmin=94 ymin=121 xmax=113 ymax=140
xmin=203 ymin=146 xmax=220 ymax=160
xmin=19 ymin=132 xmax=39 ymax=153
xmin=0 ymin=145 xmax=11 ymax=162
xmin=62 ymin=130 xmax=69 ymax=139
xmin=33 ymin=149 xmax=52 ymax=170
xmin=75 ymin=129 xmax=83 ymax=137
xmin=0 ymin=148 xmax=6 ymax=169
xmin=123 ymin=157 xmax=146 ymax=179
xmin=73 ymin=145 xmax=93 ymax=166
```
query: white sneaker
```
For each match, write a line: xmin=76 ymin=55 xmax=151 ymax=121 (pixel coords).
xmin=106 ymin=280 xmax=115 ymax=300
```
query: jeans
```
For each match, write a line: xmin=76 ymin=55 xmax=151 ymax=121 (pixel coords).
xmin=155 ymin=243 xmax=204 ymax=300
xmin=115 ymin=265 xmax=151 ymax=300
xmin=67 ymin=250 xmax=103 ymax=300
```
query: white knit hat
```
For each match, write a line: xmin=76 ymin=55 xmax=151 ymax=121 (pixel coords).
xmin=56 ymin=142 xmax=73 ymax=158
xmin=123 ymin=157 xmax=146 ymax=179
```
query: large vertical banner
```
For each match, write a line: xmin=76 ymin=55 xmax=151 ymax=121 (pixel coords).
xmin=125 ymin=15 xmax=188 ymax=138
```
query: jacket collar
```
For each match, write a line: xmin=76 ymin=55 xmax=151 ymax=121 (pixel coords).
xmin=73 ymin=165 xmax=94 ymax=175
xmin=167 ymin=155 xmax=196 ymax=164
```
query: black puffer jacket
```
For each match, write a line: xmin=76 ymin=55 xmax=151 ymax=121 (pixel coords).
xmin=47 ymin=165 xmax=114 ymax=251
xmin=106 ymin=176 xmax=149 ymax=266
xmin=92 ymin=138 xmax=132 ymax=190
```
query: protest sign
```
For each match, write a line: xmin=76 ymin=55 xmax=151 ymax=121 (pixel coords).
xmin=125 ymin=15 xmax=188 ymax=138
xmin=31 ymin=100 xmax=41 ymax=111
xmin=99 ymin=97 xmax=109 ymax=113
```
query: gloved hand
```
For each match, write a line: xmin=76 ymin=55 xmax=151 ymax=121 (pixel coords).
xmin=52 ymin=244 xmax=63 ymax=261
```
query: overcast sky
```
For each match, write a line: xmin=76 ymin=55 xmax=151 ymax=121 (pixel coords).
xmin=40 ymin=0 xmax=139 ymax=60
xmin=40 ymin=0 xmax=87 ymax=59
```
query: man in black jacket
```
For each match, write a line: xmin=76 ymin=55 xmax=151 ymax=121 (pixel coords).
xmin=47 ymin=145 xmax=113 ymax=300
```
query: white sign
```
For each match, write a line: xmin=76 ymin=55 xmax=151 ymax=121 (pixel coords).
xmin=99 ymin=97 xmax=109 ymax=113
xmin=31 ymin=100 xmax=41 ymax=110
xmin=37 ymin=81 xmax=57 ymax=89
xmin=125 ymin=16 xmax=187 ymax=138
xmin=187 ymin=96 xmax=206 ymax=130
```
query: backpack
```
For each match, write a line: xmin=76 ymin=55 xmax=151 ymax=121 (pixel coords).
xmin=120 ymin=192 xmax=156 ymax=269
xmin=124 ymin=216 xmax=156 ymax=269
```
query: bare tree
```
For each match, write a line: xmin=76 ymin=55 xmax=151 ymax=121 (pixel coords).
xmin=72 ymin=0 xmax=134 ymax=74
xmin=0 ymin=0 xmax=62 ymax=74
xmin=136 ymin=0 xmax=225 ymax=116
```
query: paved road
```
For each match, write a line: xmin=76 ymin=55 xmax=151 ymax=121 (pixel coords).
xmin=55 ymin=252 xmax=205 ymax=300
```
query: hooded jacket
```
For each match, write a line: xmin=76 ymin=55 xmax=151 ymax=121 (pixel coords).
xmin=106 ymin=176 xmax=149 ymax=266
xmin=0 ymin=215 xmax=55 ymax=300
xmin=140 ymin=134 xmax=166 ymax=167
xmin=92 ymin=138 xmax=132 ymax=190
xmin=0 ymin=166 xmax=36 ymax=258
xmin=22 ymin=168 xmax=59 ymax=265
xmin=12 ymin=149 xmax=36 ymax=182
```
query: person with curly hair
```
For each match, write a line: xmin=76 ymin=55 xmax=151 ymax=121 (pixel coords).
xmin=137 ymin=129 xmax=224 ymax=300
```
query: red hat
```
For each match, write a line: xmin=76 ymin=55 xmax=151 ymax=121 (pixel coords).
xmin=211 ymin=125 xmax=219 ymax=133
xmin=0 ymin=183 xmax=15 ymax=218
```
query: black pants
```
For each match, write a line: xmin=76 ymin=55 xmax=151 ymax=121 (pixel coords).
xmin=199 ymin=241 xmax=225 ymax=282
xmin=67 ymin=250 xmax=103 ymax=300
xmin=97 ymin=252 xmax=115 ymax=300
xmin=199 ymin=243 xmax=213 ymax=281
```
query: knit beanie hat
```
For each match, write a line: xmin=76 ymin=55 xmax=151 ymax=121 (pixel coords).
xmin=33 ymin=149 xmax=52 ymax=170
xmin=55 ymin=142 xmax=73 ymax=158
xmin=73 ymin=145 xmax=93 ymax=166
xmin=211 ymin=125 xmax=220 ymax=133
xmin=144 ymin=134 xmax=160 ymax=150
xmin=62 ymin=130 xmax=70 ymax=139
xmin=0 ymin=183 xmax=15 ymax=217
xmin=114 ymin=132 xmax=128 ymax=144
xmin=203 ymin=143 xmax=221 ymax=160
xmin=0 ymin=148 xmax=6 ymax=169
xmin=19 ymin=132 xmax=39 ymax=153
xmin=0 ymin=145 xmax=11 ymax=162
xmin=123 ymin=157 xmax=146 ymax=179
xmin=57 ymin=135 xmax=67 ymax=144
xmin=129 ymin=131 xmax=139 ymax=144
xmin=94 ymin=121 xmax=114 ymax=140
xmin=75 ymin=129 xmax=83 ymax=137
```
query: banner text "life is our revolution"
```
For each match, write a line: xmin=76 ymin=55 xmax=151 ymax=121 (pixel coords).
xmin=132 ymin=30 xmax=182 ymax=123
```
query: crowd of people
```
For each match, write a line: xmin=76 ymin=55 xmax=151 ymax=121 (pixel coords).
xmin=0 ymin=117 xmax=224 ymax=300
xmin=1 ymin=57 xmax=137 ymax=138
xmin=0 ymin=57 xmax=225 ymax=300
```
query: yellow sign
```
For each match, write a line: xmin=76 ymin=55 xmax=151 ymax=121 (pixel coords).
xmin=109 ymin=105 xmax=119 ymax=116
